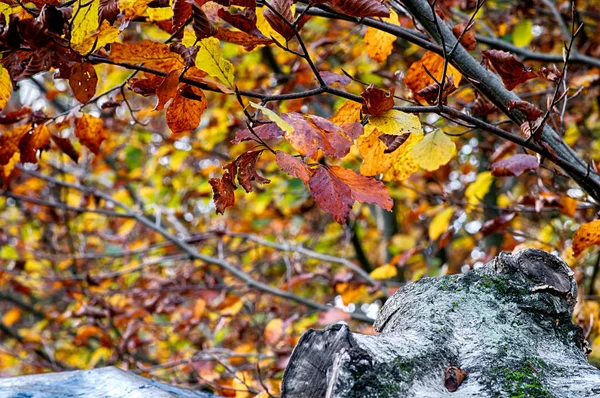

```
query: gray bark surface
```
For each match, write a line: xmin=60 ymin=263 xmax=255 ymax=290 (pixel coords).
xmin=282 ymin=249 xmax=600 ymax=397
xmin=0 ymin=366 xmax=215 ymax=398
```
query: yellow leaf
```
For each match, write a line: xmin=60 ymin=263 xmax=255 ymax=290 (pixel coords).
xmin=335 ymin=282 xmax=369 ymax=305
xmin=256 ymin=8 xmax=285 ymax=43
xmin=367 ymin=110 xmax=422 ymax=136
xmin=146 ymin=6 xmax=173 ymax=21
xmin=70 ymin=0 xmax=99 ymax=54
xmin=75 ymin=114 xmax=108 ymax=155
xmin=2 ymin=307 xmax=21 ymax=326
xmin=330 ymin=100 xmax=362 ymax=125
xmin=429 ymin=206 xmax=454 ymax=240
xmin=364 ymin=12 xmax=399 ymax=62
xmin=573 ymin=220 xmax=600 ymax=257
xmin=412 ymin=129 xmax=456 ymax=171
xmin=110 ymin=40 xmax=184 ymax=72
xmin=250 ymin=102 xmax=293 ymax=133
xmin=118 ymin=0 xmax=151 ymax=20
xmin=195 ymin=37 xmax=235 ymax=88
xmin=89 ymin=347 xmax=113 ymax=367
xmin=0 ymin=66 xmax=12 ymax=111
xmin=73 ymin=20 xmax=121 ymax=55
xmin=369 ymin=264 xmax=398 ymax=279
xmin=465 ymin=171 xmax=494 ymax=205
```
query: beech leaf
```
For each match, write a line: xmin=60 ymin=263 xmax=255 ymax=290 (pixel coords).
xmin=491 ymin=154 xmax=539 ymax=177
xmin=330 ymin=165 xmax=393 ymax=210
xmin=482 ymin=50 xmax=537 ymax=90
xmin=367 ymin=109 xmax=422 ymax=136
xmin=209 ymin=162 xmax=237 ymax=214
xmin=327 ymin=0 xmax=390 ymax=18
xmin=361 ymin=85 xmax=395 ymax=116
xmin=69 ymin=62 xmax=98 ymax=104
xmin=411 ymin=129 xmax=456 ymax=171
xmin=308 ymin=166 xmax=354 ymax=224
xmin=276 ymin=151 xmax=312 ymax=185
xmin=75 ymin=114 xmax=107 ymax=155
xmin=236 ymin=150 xmax=270 ymax=193
xmin=166 ymin=85 xmax=207 ymax=134
xmin=573 ymin=220 xmax=600 ymax=256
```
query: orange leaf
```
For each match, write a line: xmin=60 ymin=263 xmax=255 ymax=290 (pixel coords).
xmin=166 ymin=85 xmax=207 ymax=134
xmin=330 ymin=100 xmax=362 ymax=125
xmin=2 ymin=307 xmax=21 ymax=326
xmin=330 ymin=166 xmax=393 ymax=210
xmin=573 ymin=220 xmax=600 ymax=256
xmin=75 ymin=114 xmax=107 ymax=155
xmin=110 ymin=40 xmax=184 ymax=73
xmin=0 ymin=124 xmax=31 ymax=165
xmin=155 ymin=69 xmax=180 ymax=111
xmin=209 ymin=162 xmax=237 ymax=214
xmin=69 ymin=62 xmax=98 ymax=104
xmin=264 ymin=318 xmax=284 ymax=345
xmin=19 ymin=124 xmax=51 ymax=163
xmin=404 ymin=51 xmax=462 ymax=103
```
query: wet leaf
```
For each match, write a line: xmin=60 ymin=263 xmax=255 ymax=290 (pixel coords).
xmin=445 ymin=366 xmax=467 ymax=392
xmin=482 ymin=50 xmax=537 ymax=90
xmin=69 ymin=62 xmax=98 ymax=104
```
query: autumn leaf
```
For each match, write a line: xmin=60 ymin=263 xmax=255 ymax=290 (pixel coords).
xmin=0 ymin=124 xmax=31 ymax=165
xmin=330 ymin=166 xmax=393 ymax=210
xmin=361 ymin=85 xmax=395 ymax=116
xmin=70 ymin=0 xmax=100 ymax=54
xmin=465 ymin=171 xmax=494 ymax=205
xmin=51 ymin=134 xmax=79 ymax=163
xmin=75 ymin=114 xmax=107 ymax=155
xmin=331 ymin=100 xmax=362 ymax=125
xmin=451 ymin=23 xmax=477 ymax=51
xmin=172 ymin=0 xmax=192 ymax=31
xmin=209 ymin=162 xmax=237 ymax=214
xmin=412 ymin=129 xmax=456 ymax=171
xmin=507 ymin=100 xmax=542 ymax=121
xmin=491 ymin=154 xmax=539 ymax=177
xmin=263 ymin=0 xmax=295 ymax=41
xmin=482 ymin=50 xmax=537 ymax=90
xmin=111 ymin=41 xmax=184 ymax=72
xmin=383 ymin=131 xmax=423 ymax=181
xmin=19 ymin=124 xmax=50 ymax=164
xmin=573 ymin=220 xmax=600 ymax=256
xmin=429 ymin=206 xmax=454 ymax=241
xmin=73 ymin=19 xmax=121 ymax=55
xmin=309 ymin=166 xmax=354 ymax=224
xmin=319 ymin=72 xmax=351 ymax=86
xmin=233 ymin=123 xmax=283 ymax=144
xmin=166 ymin=85 xmax=207 ymax=134
xmin=2 ymin=307 xmax=21 ymax=326
xmin=155 ymin=69 xmax=180 ymax=111
xmin=69 ymin=62 xmax=98 ymax=104
xmin=264 ymin=318 xmax=284 ymax=345
xmin=0 ymin=66 xmax=12 ymax=111
xmin=327 ymin=0 xmax=390 ymax=18
xmin=445 ymin=367 xmax=468 ymax=392
xmin=367 ymin=110 xmax=422 ymax=136
xmin=195 ymin=37 xmax=235 ymax=88
xmin=99 ymin=0 xmax=120 ymax=24
xmin=276 ymin=151 xmax=312 ymax=185
xmin=364 ymin=11 xmax=399 ymax=62
xmin=235 ymin=150 xmax=270 ymax=193
xmin=369 ymin=264 xmax=397 ymax=279
xmin=379 ymin=133 xmax=409 ymax=154
xmin=192 ymin=3 xmax=217 ymax=40
xmin=249 ymin=103 xmax=293 ymax=133
xmin=404 ymin=51 xmax=462 ymax=102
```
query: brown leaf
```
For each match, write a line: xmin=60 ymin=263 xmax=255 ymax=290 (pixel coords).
xmin=281 ymin=113 xmax=353 ymax=159
xmin=18 ymin=124 xmax=50 ymax=163
xmin=327 ymin=0 xmax=390 ymax=18
xmin=99 ymin=0 xmax=120 ymax=24
xmin=217 ymin=8 xmax=264 ymax=38
xmin=472 ymin=92 xmax=497 ymax=116
xmin=40 ymin=4 xmax=71 ymax=35
xmin=51 ymin=134 xmax=79 ymax=163
xmin=540 ymin=65 xmax=562 ymax=83
xmin=166 ymin=85 xmax=207 ymax=134
xmin=405 ymin=51 xmax=462 ymax=102
xmin=209 ymin=162 xmax=237 ymax=214
xmin=361 ymin=84 xmax=395 ymax=116
xmin=69 ymin=62 xmax=98 ymax=104
xmin=417 ymin=75 xmax=457 ymax=105
xmin=445 ymin=367 xmax=467 ymax=392
xmin=263 ymin=0 xmax=295 ymax=41
xmin=155 ymin=69 xmax=180 ymax=111
xmin=330 ymin=166 xmax=393 ymax=210
xmin=491 ymin=154 xmax=539 ymax=177
xmin=215 ymin=28 xmax=272 ymax=51
xmin=192 ymin=3 xmax=217 ymax=40
xmin=482 ymin=50 xmax=537 ymax=90
xmin=451 ymin=22 xmax=476 ymax=50
xmin=507 ymin=100 xmax=542 ymax=121
xmin=379 ymin=133 xmax=409 ymax=154
xmin=172 ymin=0 xmax=192 ymax=31
xmin=128 ymin=75 xmax=163 ymax=96
xmin=308 ymin=166 xmax=354 ymax=224
xmin=235 ymin=150 xmax=270 ymax=193
xmin=75 ymin=114 xmax=107 ymax=155
xmin=233 ymin=123 xmax=283 ymax=144
xmin=480 ymin=213 xmax=516 ymax=236
xmin=276 ymin=151 xmax=312 ymax=185
xmin=169 ymin=43 xmax=199 ymax=67
xmin=0 ymin=108 xmax=31 ymax=125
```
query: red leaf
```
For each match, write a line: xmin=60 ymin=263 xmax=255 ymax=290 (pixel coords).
xmin=482 ymin=50 xmax=537 ymax=90
xmin=235 ymin=150 xmax=270 ymax=193
xmin=491 ymin=154 xmax=539 ymax=177
xmin=263 ymin=0 xmax=295 ymax=41
xmin=281 ymin=113 xmax=353 ymax=159
xmin=172 ymin=0 xmax=192 ymax=31
xmin=330 ymin=166 xmax=393 ymax=210
xmin=275 ymin=151 xmax=312 ymax=185
xmin=192 ymin=3 xmax=217 ymax=40
xmin=451 ymin=22 xmax=476 ymax=51
xmin=217 ymin=8 xmax=264 ymax=38
xmin=209 ymin=162 xmax=237 ymax=214
xmin=308 ymin=166 xmax=354 ymax=224
xmin=361 ymin=84 xmax=395 ymax=115
xmin=215 ymin=28 xmax=273 ymax=51
xmin=233 ymin=123 xmax=283 ymax=144
xmin=327 ymin=0 xmax=390 ymax=18
xmin=308 ymin=115 xmax=353 ymax=158
xmin=68 ymin=62 xmax=98 ymax=104
xmin=507 ymin=100 xmax=542 ymax=121
xmin=319 ymin=71 xmax=351 ymax=86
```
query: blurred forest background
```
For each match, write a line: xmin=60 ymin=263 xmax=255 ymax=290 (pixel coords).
xmin=1 ymin=0 xmax=600 ymax=396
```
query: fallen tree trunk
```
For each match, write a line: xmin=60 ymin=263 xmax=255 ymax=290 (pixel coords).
xmin=282 ymin=249 xmax=600 ymax=397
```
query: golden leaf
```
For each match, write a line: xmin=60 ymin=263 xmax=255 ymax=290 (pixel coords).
xmin=364 ymin=11 xmax=399 ymax=62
